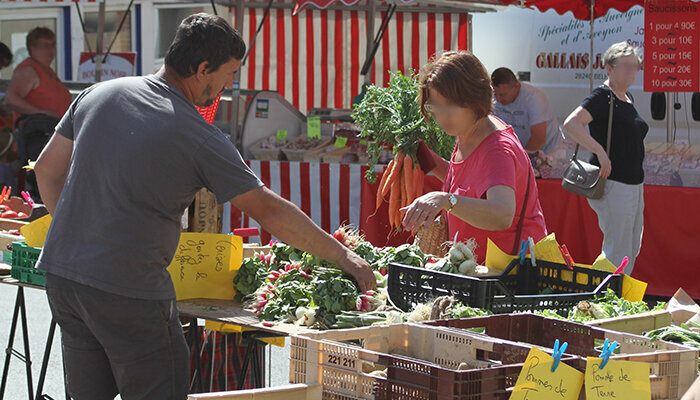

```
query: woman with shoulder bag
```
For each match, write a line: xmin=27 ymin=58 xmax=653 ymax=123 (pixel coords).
xmin=563 ymin=42 xmax=648 ymax=275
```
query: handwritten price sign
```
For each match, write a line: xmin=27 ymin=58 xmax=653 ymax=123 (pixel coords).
xmin=644 ymin=0 xmax=700 ymax=92
xmin=585 ymin=358 xmax=651 ymax=400
xmin=166 ymin=233 xmax=243 ymax=300
xmin=510 ymin=348 xmax=584 ymax=400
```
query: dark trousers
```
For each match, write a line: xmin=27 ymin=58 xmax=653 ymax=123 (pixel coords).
xmin=45 ymin=274 xmax=189 ymax=400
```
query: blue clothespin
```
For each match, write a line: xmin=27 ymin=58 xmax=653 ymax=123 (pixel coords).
xmin=551 ymin=339 xmax=568 ymax=372
xmin=598 ymin=338 xmax=619 ymax=370
xmin=519 ymin=239 xmax=528 ymax=264
xmin=528 ymin=237 xmax=536 ymax=267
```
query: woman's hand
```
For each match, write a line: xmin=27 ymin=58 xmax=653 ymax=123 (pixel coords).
xmin=596 ymin=150 xmax=612 ymax=178
xmin=401 ymin=191 xmax=449 ymax=233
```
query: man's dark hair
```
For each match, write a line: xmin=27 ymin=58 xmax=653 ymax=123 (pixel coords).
xmin=0 ymin=42 xmax=11 ymax=68
xmin=165 ymin=13 xmax=246 ymax=78
xmin=490 ymin=67 xmax=518 ymax=87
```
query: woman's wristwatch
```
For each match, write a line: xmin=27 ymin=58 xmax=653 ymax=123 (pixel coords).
xmin=446 ymin=194 xmax=457 ymax=213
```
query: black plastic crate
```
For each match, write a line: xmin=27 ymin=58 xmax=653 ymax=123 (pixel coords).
xmin=387 ymin=261 xmax=622 ymax=314
xmin=506 ymin=258 xmax=618 ymax=295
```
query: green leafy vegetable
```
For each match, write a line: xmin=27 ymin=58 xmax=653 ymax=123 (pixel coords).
xmin=536 ymin=289 xmax=666 ymax=323
xmin=351 ymin=71 xmax=456 ymax=183
xmin=312 ymin=268 xmax=360 ymax=314
xmin=233 ymin=256 xmax=271 ymax=300
xmin=451 ymin=303 xmax=492 ymax=319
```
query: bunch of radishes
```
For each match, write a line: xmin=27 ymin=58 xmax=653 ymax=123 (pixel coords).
xmin=266 ymin=263 xmax=311 ymax=282
xmin=332 ymin=225 xmax=364 ymax=249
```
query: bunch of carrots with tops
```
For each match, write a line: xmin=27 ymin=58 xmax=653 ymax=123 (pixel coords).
xmin=373 ymin=151 xmax=424 ymax=231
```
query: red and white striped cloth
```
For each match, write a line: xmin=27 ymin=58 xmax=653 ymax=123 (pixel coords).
xmin=234 ymin=6 xmax=469 ymax=112
xmin=231 ymin=160 xmax=367 ymax=243
xmin=1 ymin=0 xmax=98 ymax=2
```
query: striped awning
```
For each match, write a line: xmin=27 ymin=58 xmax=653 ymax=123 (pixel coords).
xmin=1 ymin=0 xmax=101 ymax=2
xmin=236 ymin=6 xmax=470 ymax=112
xmin=293 ymin=0 xmax=505 ymax=14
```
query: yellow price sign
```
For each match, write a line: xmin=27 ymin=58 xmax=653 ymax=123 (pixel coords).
xmin=166 ymin=233 xmax=243 ymax=301
xmin=585 ymin=358 xmax=651 ymax=400
xmin=20 ymin=214 xmax=52 ymax=248
xmin=510 ymin=347 xmax=584 ymax=400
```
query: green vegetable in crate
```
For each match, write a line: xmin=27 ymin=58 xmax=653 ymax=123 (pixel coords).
xmin=646 ymin=321 xmax=700 ymax=348
xmin=570 ymin=300 xmax=611 ymax=322
xmin=537 ymin=289 xmax=666 ymax=323
xmin=646 ymin=322 xmax=700 ymax=369
xmin=451 ymin=303 xmax=492 ymax=319
xmin=312 ymin=268 xmax=359 ymax=314
xmin=233 ymin=254 xmax=272 ymax=300
xmin=351 ymin=71 xmax=456 ymax=183
xmin=333 ymin=310 xmax=391 ymax=329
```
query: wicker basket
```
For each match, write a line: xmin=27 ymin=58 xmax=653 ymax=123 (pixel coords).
xmin=412 ymin=215 xmax=448 ymax=257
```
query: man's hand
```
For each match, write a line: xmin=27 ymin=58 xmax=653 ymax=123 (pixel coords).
xmin=336 ymin=251 xmax=376 ymax=293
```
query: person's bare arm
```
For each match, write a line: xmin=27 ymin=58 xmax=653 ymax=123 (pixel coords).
xmin=402 ymin=185 xmax=516 ymax=233
xmin=563 ymin=106 xmax=611 ymax=178
xmin=5 ymin=67 xmax=57 ymax=117
xmin=524 ymin=122 xmax=547 ymax=151
xmin=35 ymin=133 xmax=73 ymax=215
xmin=231 ymin=187 xmax=376 ymax=292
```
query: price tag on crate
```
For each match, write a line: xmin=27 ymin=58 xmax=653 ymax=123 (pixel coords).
xmin=585 ymin=358 xmax=651 ymax=400
xmin=276 ymin=130 xmax=288 ymax=141
xmin=510 ymin=347 xmax=583 ymax=400
xmin=334 ymin=137 xmax=348 ymax=148
xmin=307 ymin=116 xmax=321 ymax=139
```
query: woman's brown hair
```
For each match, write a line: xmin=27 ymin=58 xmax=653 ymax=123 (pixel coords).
xmin=420 ymin=50 xmax=493 ymax=121
xmin=26 ymin=27 xmax=55 ymax=54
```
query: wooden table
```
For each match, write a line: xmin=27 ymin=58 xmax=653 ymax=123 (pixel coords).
xmin=178 ymin=298 xmax=313 ymax=337
xmin=177 ymin=299 xmax=312 ymax=393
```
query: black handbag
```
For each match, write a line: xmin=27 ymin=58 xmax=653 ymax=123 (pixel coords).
xmin=562 ymin=90 xmax=614 ymax=200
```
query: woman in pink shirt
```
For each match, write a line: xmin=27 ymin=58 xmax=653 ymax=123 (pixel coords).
xmin=402 ymin=51 xmax=547 ymax=262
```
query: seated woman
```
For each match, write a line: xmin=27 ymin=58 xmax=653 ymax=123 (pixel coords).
xmin=402 ymin=51 xmax=547 ymax=262
xmin=5 ymin=27 xmax=71 ymax=201
xmin=5 ymin=27 xmax=71 ymax=119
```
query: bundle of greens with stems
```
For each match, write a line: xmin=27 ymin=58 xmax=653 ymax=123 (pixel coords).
xmin=352 ymin=71 xmax=456 ymax=231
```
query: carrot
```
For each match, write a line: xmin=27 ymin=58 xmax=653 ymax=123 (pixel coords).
xmin=381 ymin=152 xmax=404 ymax=199
xmin=400 ymin=169 xmax=408 ymax=209
xmin=403 ymin=156 xmax=414 ymax=206
xmin=388 ymin=179 xmax=400 ymax=229
xmin=413 ymin=165 xmax=424 ymax=200
xmin=374 ymin=160 xmax=393 ymax=213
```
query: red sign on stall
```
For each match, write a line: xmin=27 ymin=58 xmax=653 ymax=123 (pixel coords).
xmin=644 ymin=0 xmax=700 ymax=92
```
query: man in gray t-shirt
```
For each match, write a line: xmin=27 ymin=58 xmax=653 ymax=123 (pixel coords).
xmin=34 ymin=14 xmax=373 ymax=400
xmin=492 ymin=68 xmax=562 ymax=154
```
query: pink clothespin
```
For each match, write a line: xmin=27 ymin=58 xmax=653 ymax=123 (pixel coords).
xmin=613 ymin=257 xmax=629 ymax=275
